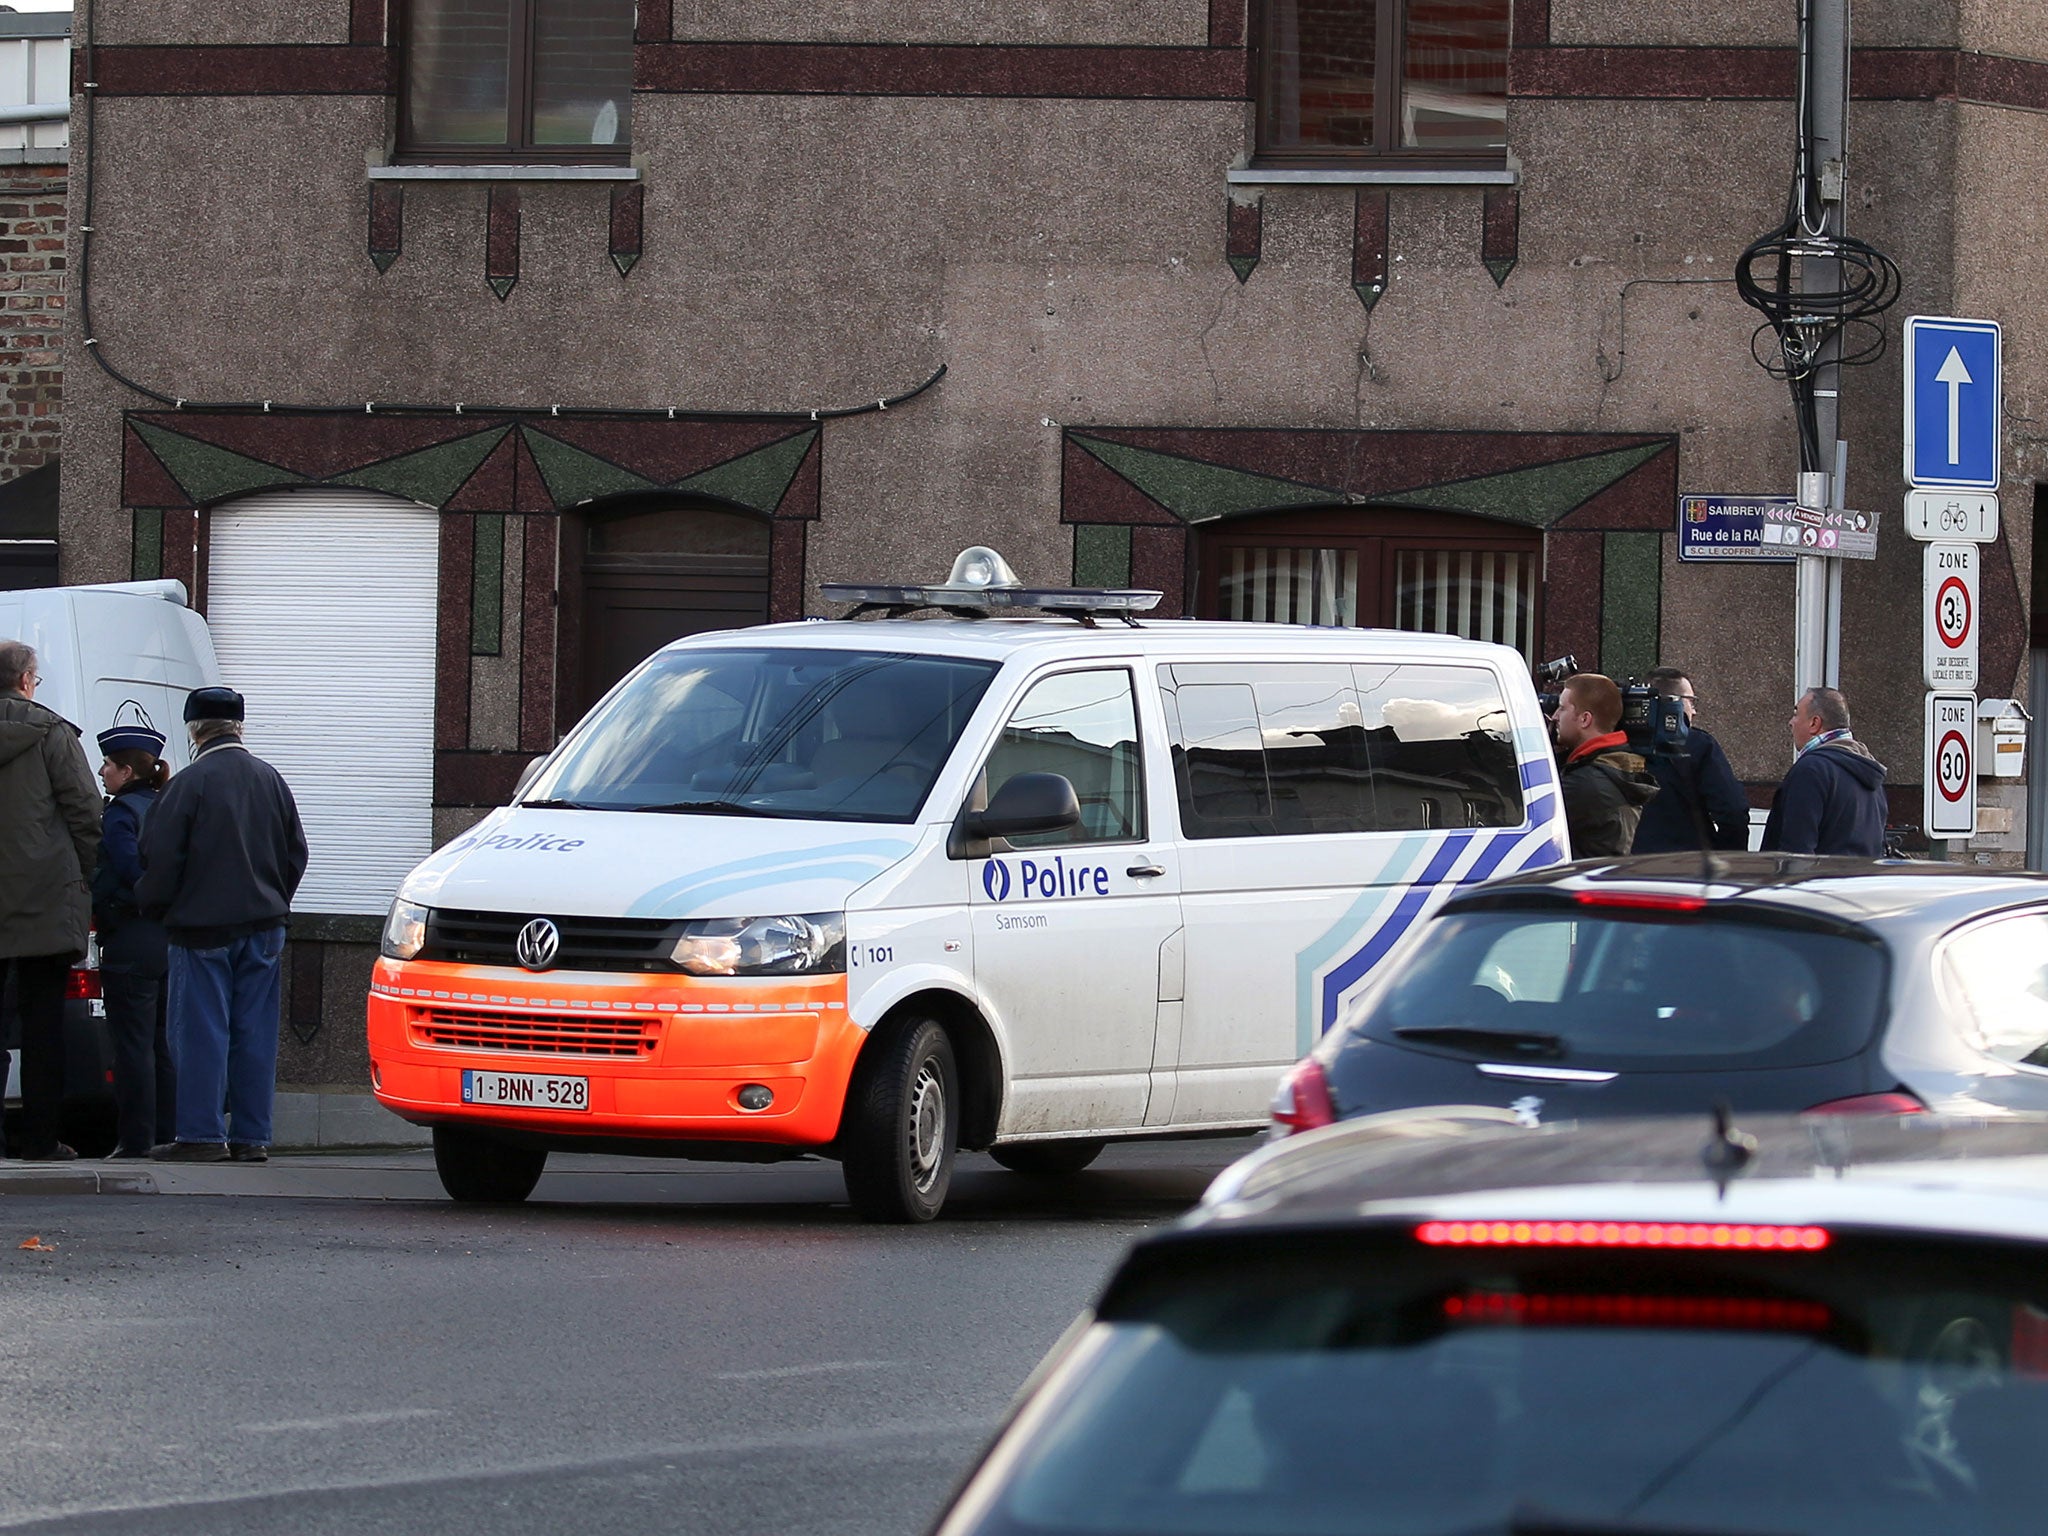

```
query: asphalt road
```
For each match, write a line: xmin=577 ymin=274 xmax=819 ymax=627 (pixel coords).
xmin=0 ymin=1139 xmax=1257 ymax=1536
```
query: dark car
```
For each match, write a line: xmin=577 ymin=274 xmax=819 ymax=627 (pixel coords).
xmin=930 ymin=1110 xmax=2048 ymax=1536
xmin=2 ymin=951 xmax=116 ymax=1152
xmin=1270 ymin=854 xmax=2048 ymax=1136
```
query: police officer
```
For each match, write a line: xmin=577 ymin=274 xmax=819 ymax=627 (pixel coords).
xmin=1628 ymin=666 xmax=1752 ymax=853
xmin=137 ymin=687 xmax=308 ymax=1163
xmin=92 ymin=721 xmax=176 ymax=1158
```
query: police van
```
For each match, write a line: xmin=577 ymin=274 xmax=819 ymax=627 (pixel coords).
xmin=368 ymin=549 xmax=1567 ymax=1220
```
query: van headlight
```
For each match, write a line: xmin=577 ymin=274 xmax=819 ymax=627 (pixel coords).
xmin=381 ymin=899 xmax=431 ymax=960
xmin=670 ymin=913 xmax=846 ymax=977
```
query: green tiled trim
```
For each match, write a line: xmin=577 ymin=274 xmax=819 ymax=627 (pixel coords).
xmin=131 ymin=507 xmax=163 ymax=581
xmin=1600 ymin=530 xmax=1663 ymax=682
xmin=130 ymin=419 xmax=306 ymax=505
xmin=470 ymin=513 xmax=504 ymax=656
xmin=336 ymin=425 xmax=510 ymax=507
xmin=1073 ymin=524 xmax=1133 ymax=587
xmin=519 ymin=425 xmax=654 ymax=508
xmin=1382 ymin=442 xmax=1669 ymax=529
xmin=1071 ymin=433 xmax=1330 ymax=524
xmin=674 ymin=428 xmax=816 ymax=515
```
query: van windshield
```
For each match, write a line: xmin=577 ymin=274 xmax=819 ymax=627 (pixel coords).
xmin=522 ymin=647 xmax=1000 ymax=823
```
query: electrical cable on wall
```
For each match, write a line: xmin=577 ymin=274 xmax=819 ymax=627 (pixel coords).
xmin=1733 ymin=0 xmax=1899 ymax=472
xmin=72 ymin=9 xmax=944 ymax=423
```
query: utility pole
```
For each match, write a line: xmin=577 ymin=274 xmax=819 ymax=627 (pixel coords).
xmin=1792 ymin=0 xmax=1850 ymax=694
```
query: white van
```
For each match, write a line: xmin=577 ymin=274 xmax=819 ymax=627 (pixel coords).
xmin=368 ymin=551 xmax=1568 ymax=1219
xmin=1 ymin=579 xmax=222 ymax=1121
xmin=0 ymin=579 xmax=220 ymax=774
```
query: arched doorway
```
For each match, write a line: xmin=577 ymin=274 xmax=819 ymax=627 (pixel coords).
xmin=559 ymin=497 xmax=771 ymax=722
xmin=1194 ymin=507 xmax=1542 ymax=656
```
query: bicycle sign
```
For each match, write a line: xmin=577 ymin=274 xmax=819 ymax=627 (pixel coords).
xmin=1924 ymin=543 xmax=1978 ymax=689
xmin=1924 ymin=692 xmax=1977 ymax=838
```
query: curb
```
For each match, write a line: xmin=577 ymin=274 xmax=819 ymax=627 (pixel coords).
xmin=0 ymin=1166 xmax=156 ymax=1195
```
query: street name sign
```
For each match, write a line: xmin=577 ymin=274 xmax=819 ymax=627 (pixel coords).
xmin=1904 ymin=489 xmax=1999 ymax=543
xmin=1904 ymin=316 xmax=2001 ymax=491
xmin=1925 ymin=692 xmax=1978 ymax=838
xmin=1757 ymin=501 xmax=1877 ymax=559
xmin=1923 ymin=543 xmax=1978 ymax=690
xmin=1677 ymin=495 xmax=1797 ymax=562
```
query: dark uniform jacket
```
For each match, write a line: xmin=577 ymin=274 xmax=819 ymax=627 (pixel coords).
xmin=136 ymin=738 xmax=309 ymax=948
xmin=1631 ymin=726 xmax=1751 ymax=853
xmin=0 ymin=691 xmax=101 ymax=960
xmin=1559 ymin=734 xmax=1661 ymax=858
xmin=92 ymin=787 xmax=169 ymax=976
xmin=1760 ymin=736 xmax=1888 ymax=857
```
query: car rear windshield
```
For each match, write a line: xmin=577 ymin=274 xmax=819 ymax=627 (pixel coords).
xmin=522 ymin=647 xmax=999 ymax=823
xmin=1345 ymin=905 xmax=1887 ymax=1071
xmin=960 ymin=1237 xmax=2048 ymax=1536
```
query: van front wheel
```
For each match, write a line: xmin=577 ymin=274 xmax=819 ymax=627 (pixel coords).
xmin=433 ymin=1125 xmax=547 ymax=1204
xmin=840 ymin=1018 xmax=958 ymax=1223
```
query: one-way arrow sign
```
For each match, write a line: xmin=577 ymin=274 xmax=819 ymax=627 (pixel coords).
xmin=1905 ymin=316 xmax=2001 ymax=491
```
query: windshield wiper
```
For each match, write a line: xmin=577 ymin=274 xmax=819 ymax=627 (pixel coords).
xmin=1391 ymin=1025 xmax=1566 ymax=1060
xmin=631 ymin=799 xmax=778 ymax=818
xmin=519 ymin=798 xmax=615 ymax=811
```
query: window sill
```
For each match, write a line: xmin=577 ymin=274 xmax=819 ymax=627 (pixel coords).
xmin=1227 ymin=167 xmax=1518 ymax=186
xmin=369 ymin=165 xmax=640 ymax=182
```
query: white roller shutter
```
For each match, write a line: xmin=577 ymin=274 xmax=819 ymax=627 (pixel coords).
xmin=206 ymin=490 xmax=440 ymax=916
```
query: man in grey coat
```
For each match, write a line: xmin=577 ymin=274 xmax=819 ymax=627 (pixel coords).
xmin=137 ymin=686 xmax=308 ymax=1163
xmin=0 ymin=639 xmax=103 ymax=1161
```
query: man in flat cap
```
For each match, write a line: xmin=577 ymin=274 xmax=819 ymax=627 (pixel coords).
xmin=0 ymin=640 xmax=102 ymax=1161
xmin=137 ymin=686 xmax=308 ymax=1163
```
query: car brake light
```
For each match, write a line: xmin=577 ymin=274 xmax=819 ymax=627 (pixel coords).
xmin=1803 ymin=1091 xmax=1926 ymax=1116
xmin=1417 ymin=1220 xmax=1829 ymax=1251
xmin=66 ymin=967 xmax=101 ymax=1001
xmin=1270 ymin=1058 xmax=1337 ymax=1136
xmin=1444 ymin=1293 xmax=1833 ymax=1331
xmin=1572 ymin=890 xmax=1708 ymax=911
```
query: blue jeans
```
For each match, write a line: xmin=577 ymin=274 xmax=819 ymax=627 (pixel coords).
xmin=166 ymin=928 xmax=287 ymax=1147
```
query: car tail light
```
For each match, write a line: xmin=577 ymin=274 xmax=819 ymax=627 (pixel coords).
xmin=1803 ymin=1091 xmax=1926 ymax=1116
xmin=1417 ymin=1220 xmax=1830 ymax=1251
xmin=66 ymin=966 xmax=101 ymax=1001
xmin=1572 ymin=889 xmax=1708 ymax=912
xmin=1270 ymin=1058 xmax=1337 ymax=1136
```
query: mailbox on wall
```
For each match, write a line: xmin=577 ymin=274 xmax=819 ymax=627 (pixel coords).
xmin=1977 ymin=699 xmax=2030 ymax=779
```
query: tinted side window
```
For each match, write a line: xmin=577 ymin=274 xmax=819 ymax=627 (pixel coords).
xmin=1943 ymin=915 xmax=2048 ymax=1068
xmin=1160 ymin=662 xmax=1523 ymax=839
xmin=1353 ymin=664 xmax=1523 ymax=830
xmin=983 ymin=669 xmax=1144 ymax=848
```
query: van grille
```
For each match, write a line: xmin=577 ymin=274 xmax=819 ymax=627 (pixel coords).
xmin=420 ymin=909 xmax=678 ymax=972
xmin=411 ymin=1008 xmax=659 ymax=1059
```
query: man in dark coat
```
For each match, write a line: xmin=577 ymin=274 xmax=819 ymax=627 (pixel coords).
xmin=1761 ymin=687 xmax=1888 ymax=857
xmin=1552 ymin=672 xmax=1660 ymax=857
xmin=0 ymin=640 xmax=102 ymax=1161
xmin=1629 ymin=665 xmax=1752 ymax=853
xmin=137 ymin=687 xmax=308 ymax=1163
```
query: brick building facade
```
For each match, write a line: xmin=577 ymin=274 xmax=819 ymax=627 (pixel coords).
xmin=0 ymin=10 xmax=66 ymax=589
xmin=53 ymin=0 xmax=2048 ymax=1087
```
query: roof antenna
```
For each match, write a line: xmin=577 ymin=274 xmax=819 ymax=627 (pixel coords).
xmin=1701 ymin=1098 xmax=1758 ymax=1198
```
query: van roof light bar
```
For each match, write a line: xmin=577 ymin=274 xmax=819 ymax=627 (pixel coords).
xmin=821 ymin=546 xmax=1162 ymax=626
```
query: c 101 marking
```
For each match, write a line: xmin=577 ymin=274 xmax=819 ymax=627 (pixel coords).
xmin=850 ymin=943 xmax=894 ymax=968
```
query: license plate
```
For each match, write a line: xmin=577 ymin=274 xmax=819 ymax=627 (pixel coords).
xmin=461 ymin=1071 xmax=590 ymax=1111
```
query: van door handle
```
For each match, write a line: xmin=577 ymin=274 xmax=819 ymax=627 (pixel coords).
xmin=1126 ymin=864 xmax=1166 ymax=878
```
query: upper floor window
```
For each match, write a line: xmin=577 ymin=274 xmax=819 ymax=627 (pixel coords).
xmin=401 ymin=0 xmax=634 ymax=163
xmin=1255 ymin=0 xmax=1510 ymax=164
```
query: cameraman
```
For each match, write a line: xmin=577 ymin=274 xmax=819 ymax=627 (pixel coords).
xmin=1629 ymin=666 xmax=1751 ymax=853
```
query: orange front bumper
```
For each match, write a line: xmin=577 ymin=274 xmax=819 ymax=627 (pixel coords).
xmin=365 ymin=959 xmax=863 ymax=1146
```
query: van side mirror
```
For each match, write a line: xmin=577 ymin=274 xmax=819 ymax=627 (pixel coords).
xmin=513 ymin=755 xmax=545 ymax=799
xmin=960 ymin=773 xmax=1081 ymax=843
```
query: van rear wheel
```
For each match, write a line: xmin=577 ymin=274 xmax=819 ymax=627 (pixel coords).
xmin=991 ymin=1140 xmax=1104 ymax=1176
xmin=433 ymin=1125 xmax=547 ymax=1204
xmin=840 ymin=1017 xmax=958 ymax=1223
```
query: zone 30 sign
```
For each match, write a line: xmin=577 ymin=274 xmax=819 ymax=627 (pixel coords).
xmin=1924 ymin=693 xmax=1977 ymax=839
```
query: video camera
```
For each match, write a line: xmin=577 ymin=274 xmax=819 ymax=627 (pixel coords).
xmin=1533 ymin=654 xmax=1689 ymax=759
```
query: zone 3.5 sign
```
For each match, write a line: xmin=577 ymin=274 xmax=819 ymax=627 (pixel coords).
xmin=1923 ymin=543 xmax=1978 ymax=690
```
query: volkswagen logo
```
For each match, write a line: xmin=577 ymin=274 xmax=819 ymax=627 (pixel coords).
xmin=515 ymin=918 xmax=562 ymax=971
